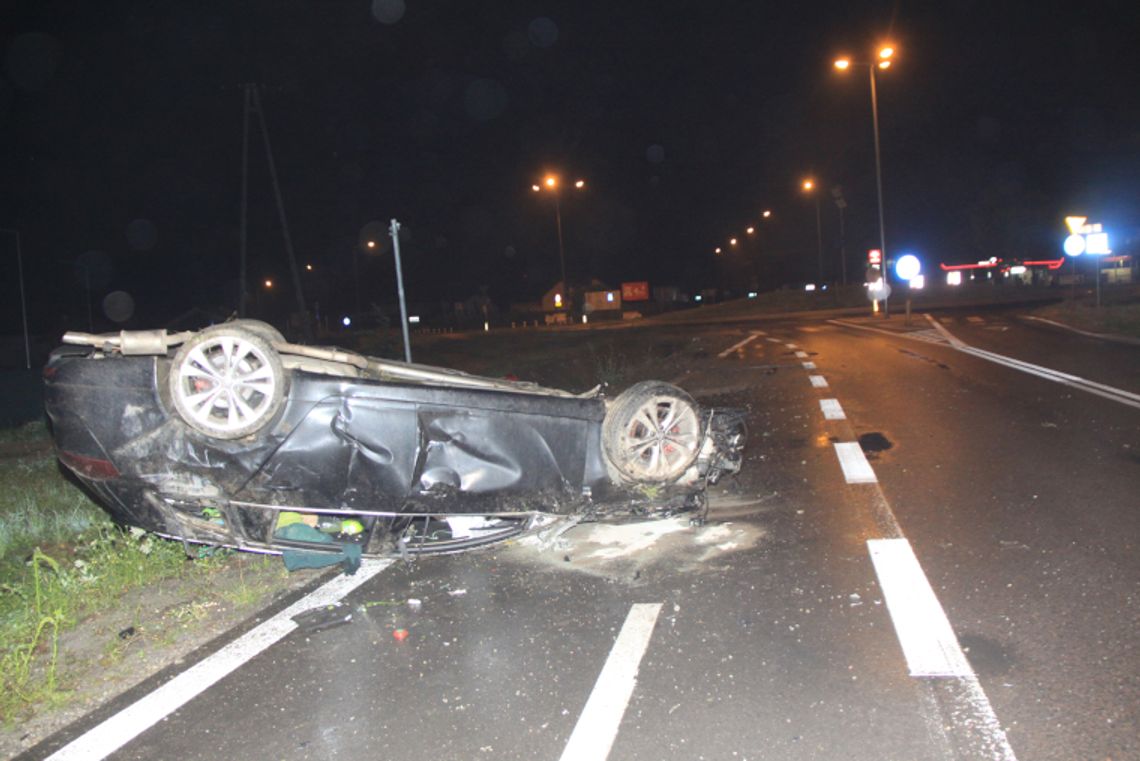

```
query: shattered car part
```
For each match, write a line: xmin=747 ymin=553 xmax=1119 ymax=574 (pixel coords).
xmin=45 ymin=321 xmax=747 ymax=559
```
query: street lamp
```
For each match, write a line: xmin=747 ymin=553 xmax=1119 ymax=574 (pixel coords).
xmin=532 ymin=174 xmax=585 ymax=308
xmin=802 ymin=178 xmax=824 ymax=283
xmin=835 ymin=43 xmax=896 ymax=315
xmin=830 ymin=185 xmax=848 ymax=285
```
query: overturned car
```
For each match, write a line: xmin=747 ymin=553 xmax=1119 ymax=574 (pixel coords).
xmin=44 ymin=321 xmax=746 ymax=559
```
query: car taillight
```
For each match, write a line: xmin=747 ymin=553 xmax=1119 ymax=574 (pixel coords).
xmin=58 ymin=451 xmax=121 ymax=480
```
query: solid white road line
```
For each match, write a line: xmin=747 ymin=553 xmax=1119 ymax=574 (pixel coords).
xmin=1022 ymin=315 xmax=1140 ymax=345
xmin=809 ymin=374 xmax=828 ymax=388
xmin=819 ymin=398 xmax=846 ymax=420
xmin=833 ymin=442 xmax=877 ymax=483
xmin=833 ymin=315 xmax=1140 ymax=410
xmin=930 ymin=315 xmax=1140 ymax=410
xmin=802 ymin=361 xmax=817 ymax=370
xmin=47 ymin=559 xmax=393 ymax=761
xmin=717 ymin=332 xmax=763 ymax=359
xmin=866 ymin=539 xmax=971 ymax=676
xmin=559 ymin=603 xmax=663 ymax=761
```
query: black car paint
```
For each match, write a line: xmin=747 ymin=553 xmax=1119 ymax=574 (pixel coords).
xmin=45 ymin=349 xmax=697 ymax=557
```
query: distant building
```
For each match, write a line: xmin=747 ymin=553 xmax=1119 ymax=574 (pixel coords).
xmin=541 ymin=281 xmax=570 ymax=312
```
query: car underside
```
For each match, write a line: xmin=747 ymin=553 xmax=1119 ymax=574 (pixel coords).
xmin=44 ymin=321 xmax=746 ymax=559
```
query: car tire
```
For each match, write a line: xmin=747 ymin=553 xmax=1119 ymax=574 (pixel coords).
xmin=220 ymin=319 xmax=285 ymax=345
xmin=602 ymin=381 xmax=703 ymax=483
xmin=168 ymin=325 xmax=288 ymax=439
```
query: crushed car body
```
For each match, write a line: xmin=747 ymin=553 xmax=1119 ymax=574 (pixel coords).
xmin=44 ymin=321 xmax=746 ymax=558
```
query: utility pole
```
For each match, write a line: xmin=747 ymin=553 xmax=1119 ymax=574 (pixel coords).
xmin=239 ymin=86 xmax=251 ymax=318
xmin=0 ymin=228 xmax=30 ymax=369
xmin=239 ymin=83 xmax=311 ymax=339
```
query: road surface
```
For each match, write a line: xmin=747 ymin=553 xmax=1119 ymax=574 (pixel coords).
xmin=28 ymin=305 xmax=1139 ymax=761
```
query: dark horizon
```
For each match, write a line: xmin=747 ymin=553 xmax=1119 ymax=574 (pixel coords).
xmin=2 ymin=0 xmax=1138 ymax=333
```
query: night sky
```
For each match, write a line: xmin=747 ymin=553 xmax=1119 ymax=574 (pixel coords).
xmin=2 ymin=0 xmax=1138 ymax=334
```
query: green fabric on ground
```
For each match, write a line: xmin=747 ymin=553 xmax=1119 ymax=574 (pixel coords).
xmin=277 ymin=523 xmax=363 ymax=575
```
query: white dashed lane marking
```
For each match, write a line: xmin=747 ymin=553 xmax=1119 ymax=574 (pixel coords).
xmin=819 ymin=398 xmax=846 ymax=420
xmin=833 ymin=442 xmax=877 ymax=483
xmin=867 ymin=539 xmax=972 ymax=677
xmin=795 ymin=351 xmax=808 ymax=358
xmin=801 ymin=334 xmax=1017 ymax=759
xmin=809 ymin=375 xmax=829 ymax=388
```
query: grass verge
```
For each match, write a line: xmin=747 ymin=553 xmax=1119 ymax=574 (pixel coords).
xmin=0 ymin=421 xmax=288 ymax=728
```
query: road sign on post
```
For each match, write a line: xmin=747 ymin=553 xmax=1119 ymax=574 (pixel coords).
xmin=1062 ymin=219 xmax=1111 ymax=307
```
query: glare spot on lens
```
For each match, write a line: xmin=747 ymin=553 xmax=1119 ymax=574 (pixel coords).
xmin=103 ymin=291 xmax=135 ymax=323
xmin=126 ymin=218 xmax=157 ymax=251
xmin=371 ymin=0 xmax=405 ymax=24
xmin=527 ymin=17 xmax=559 ymax=48
xmin=464 ymin=78 xmax=507 ymax=122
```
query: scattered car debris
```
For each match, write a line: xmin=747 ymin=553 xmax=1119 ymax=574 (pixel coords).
xmin=292 ymin=602 xmax=354 ymax=634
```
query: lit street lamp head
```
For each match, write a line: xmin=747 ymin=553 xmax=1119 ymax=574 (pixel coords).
xmin=802 ymin=179 xmax=815 ymax=192
xmin=834 ymin=58 xmax=851 ymax=70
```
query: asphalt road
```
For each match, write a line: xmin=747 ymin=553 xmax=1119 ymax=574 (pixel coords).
xmin=29 ymin=305 xmax=1139 ymax=761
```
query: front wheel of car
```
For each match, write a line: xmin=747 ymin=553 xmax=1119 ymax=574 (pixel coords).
xmin=602 ymin=381 xmax=702 ymax=483
xmin=168 ymin=326 xmax=288 ymax=439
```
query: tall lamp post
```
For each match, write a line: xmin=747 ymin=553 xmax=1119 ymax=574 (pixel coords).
xmin=532 ymin=175 xmax=585 ymax=310
xmin=0 ymin=228 xmax=30 ymax=369
xmin=835 ymin=44 xmax=896 ymax=316
xmin=802 ymin=179 xmax=824 ymax=284
xmin=830 ymin=186 xmax=848 ymax=285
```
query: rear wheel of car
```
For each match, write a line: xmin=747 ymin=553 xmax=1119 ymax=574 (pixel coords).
xmin=220 ymin=319 xmax=285 ymax=345
xmin=168 ymin=326 xmax=288 ymax=439
xmin=602 ymin=381 xmax=702 ymax=483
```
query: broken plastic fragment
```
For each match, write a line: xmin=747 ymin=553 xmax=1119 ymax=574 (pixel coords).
xmin=292 ymin=602 xmax=354 ymax=633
